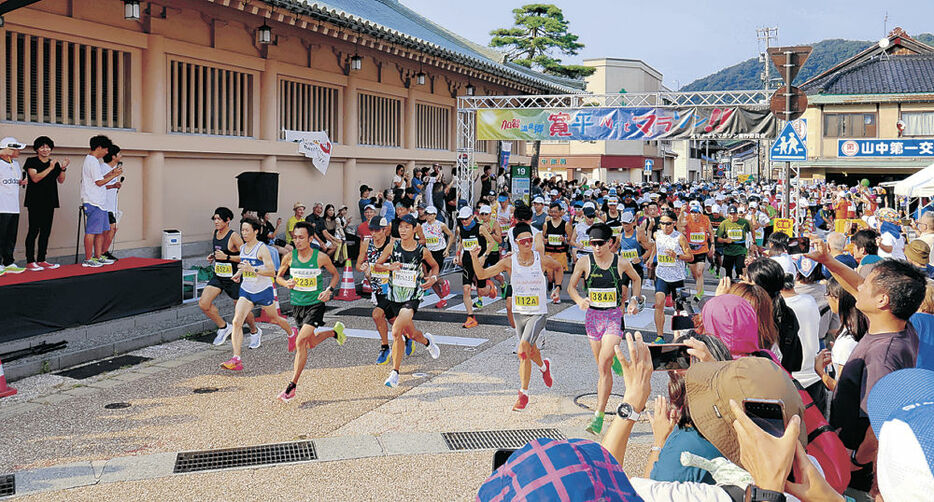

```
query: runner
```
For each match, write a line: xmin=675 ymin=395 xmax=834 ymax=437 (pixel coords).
xmin=603 ymin=196 xmax=623 ymax=250
xmin=617 ymin=211 xmax=651 ymax=305
xmin=478 ymin=204 xmax=506 ymax=299
xmin=356 ymin=216 xmax=395 ymax=364
xmin=543 ymin=202 xmax=573 ymax=303
xmin=275 ymin=221 xmax=345 ymax=402
xmin=494 ymin=191 xmax=513 ymax=252
xmin=202 ymin=207 xmax=261 ymax=348
xmin=454 ymin=206 xmax=496 ymax=328
xmin=716 ymin=205 xmax=752 ymax=280
xmin=470 ymin=223 xmax=560 ymax=411
xmin=222 ymin=218 xmax=293 ymax=371
xmin=648 ymin=210 xmax=693 ymax=342
xmin=567 ymin=222 xmax=643 ymax=434
xmin=680 ymin=200 xmax=714 ymax=303
xmin=374 ymin=214 xmax=441 ymax=387
xmin=571 ymin=205 xmax=597 ymax=265
xmin=708 ymin=203 xmax=725 ymax=278
xmin=421 ymin=206 xmax=453 ymax=307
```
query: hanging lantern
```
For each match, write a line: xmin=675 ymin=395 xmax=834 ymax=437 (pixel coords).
xmin=350 ymin=54 xmax=362 ymax=71
xmin=258 ymin=22 xmax=272 ymax=45
xmin=124 ymin=0 xmax=141 ymax=20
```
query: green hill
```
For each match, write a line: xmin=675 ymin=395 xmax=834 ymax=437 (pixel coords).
xmin=682 ymin=33 xmax=934 ymax=91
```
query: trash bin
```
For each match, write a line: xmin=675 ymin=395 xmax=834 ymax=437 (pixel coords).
xmin=162 ymin=229 xmax=182 ymax=260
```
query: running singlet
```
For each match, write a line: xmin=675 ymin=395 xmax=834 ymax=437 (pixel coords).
xmin=486 ymin=219 xmax=500 ymax=252
xmin=585 ymin=255 xmax=622 ymax=310
xmin=617 ymin=230 xmax=642 ymax=264
xmin=544 ymin=219 xmax=569 ymax=253
xmin=605 ymin=212 xmax=622 ymax=237
xmin=684 ymin=214 xmax=710 ymax=254
xmin=366 ymin=237 xmax=391 ymax=296
xmin=239 ymin=241 xmax=273 ymax=294
xmin=212 ymin=229 xmax=238 ymax=279
xmin=459 ymin=221 xmax=487 ymax=256
xmin=496 ymin=204 xmax=513 ymax=236
xmin=389 ymin=241 xmax=425 ymax=303
xmin=574 ymin=222 xmax=593 ymax=254
xmin=655 ymin=230 xmax=686 ymax=283
xmin=289 ymin=248 xmax=324 ymax=306
xmin=422 ymin=221 xmax=446 ymax=252
xmin=511 ymin=251 xmax=548 ymax=315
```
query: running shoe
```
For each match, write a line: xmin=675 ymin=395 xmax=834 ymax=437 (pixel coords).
xmin=376 ymin=346 xmax=390 ymax=365
xmin=220 ymin=357 xmax=243 ymax=371
xmin=585 ymin=414 xmax=604 ymax=435
xmin=488 ymin=286 xmax=497 ymax=299
xmin=248 ymin=327 xmax=263 ymax=349
xmin=424 ymin=332 xmax=440 ymax=359
xmin=653 ymin=335 xmax=665 ymax=344
xmin=435 ymin=299 xmax=448 ymax=309
xmin=98 ymin=256 xmax=116 ymax=265
xmin=463 ymin=316 xmax=479 ymax=329
xmin=26 ymin=262 xmax=43 ymax=272
xmin=103 ymin=252 xmax=119 ymax=262
xmin=552 ymin=287 xmax=561 ymax=304
xmin=334 ymin=321 xmax=346 ymax=345
xmin=82 ymin=258 xmax=103 ymax=268
xmin=404 ymin=336 xmax=414 ymax=356
xmin=277 ymin=387 xmax=296 ymax=403
xmin=611 ymin=355 xmax=623 ymax=376
xmin=499 ymin=282 xmax=507 ymax=299
xmin=665 ymin=295 xmax=674 ymax=308
xmin=4 ymin=264 xmax=26 ymax=274
xmin=384 ymin=370 xmax=400 ymax=388
xmin=441 ymin=279 xmax=451 ymax=297
xmin=513 ymin=391 xmax=529 ymax=411
xmin=472 ymin=298 xmax=484 ymax=310
xmin=287 ymin=327 xmax=298 ymax=353
xmin=541 ymin=358 xmax=553 ymax=388
xmin=212 ymin=324 xmax=233 ymax=346
xmin=39 ymin=261 xmax=60 ymax=269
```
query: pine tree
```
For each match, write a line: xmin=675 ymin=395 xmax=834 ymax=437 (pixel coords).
xmin=489 ymin=4 xmax=595 ymax=79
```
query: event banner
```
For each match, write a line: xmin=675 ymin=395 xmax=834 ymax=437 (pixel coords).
xmin=476 ymin=107 xmax=779 ymax=141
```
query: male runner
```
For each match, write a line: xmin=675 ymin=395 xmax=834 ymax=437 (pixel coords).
xmin=716 ymin=205 xmax=752 ymax=280
xmin=421 ymin=206 xmax=453 ymax=307
xmin=223 ymin=218 xmax=293 ymax=371
xmin=494 ymin=191 xmax=513 ymax=252
xmin=374 ymin=214 xmax=441 ymax=387
xmin=708 ymin=203 xmax=725 ymax=277
xmin=356 ymin=216 xmax=395 ymax=364
xmin=647 ymin=211 xmax=692 ymax=342
xmin=203 ymin=207 xmax=260 ymax=347
xmin=543 ymin=202 xmax=573 ymax=302
xmin=478 ymin=204 xmax=505 ymax=300
xmin=454 ymin=206 xmax=496 ymax=328
xmin=275 ymin=222 xmax=346 ymax=401
xmin=571 ymin=206 xmax=597 ymax=264
xmin=617 ymin=211 xmax=651 ymax=305
xmin=470 ymin=223 xmax=560 ymax=411
xmin=603 ymin=196 xmax=623 ymax=249
xmin=680 ymin=200 xmax=714 ymax=303
xmin=567 ymin=223 xmax=642 ymax=434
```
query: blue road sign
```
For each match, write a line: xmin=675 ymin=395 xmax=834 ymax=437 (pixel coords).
xmin=770 ymin=122 xmax=807 ymax=161
xmin=644 ymin=159 xmax=654 ymax=173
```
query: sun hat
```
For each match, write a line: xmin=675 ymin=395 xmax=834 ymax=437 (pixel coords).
xmin=425 ymin=206 xmax=437 ymax=214
xmin=477 ymin=438 xmax=643 ymax=502
xmin=906 ymin=240 xmax=931 ymax=265
xmin=479 ymin=205 xmax=492 ymax=214
xmin=457 ymin=206 xmax=474 ymax=220
xmin=293 ymin=202 xmax=306 ymax=210
xmin=0 ymin=137 xmax=25 ymax=150
xmin=620 ymin=212 xmax=635 ymax=224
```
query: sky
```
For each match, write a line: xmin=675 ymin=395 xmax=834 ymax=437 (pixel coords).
xmin=399 ymin=0 xmax=934 ymax=89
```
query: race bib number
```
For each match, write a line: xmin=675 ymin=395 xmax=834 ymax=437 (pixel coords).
xmin=291 ymin=268 xmax=320 ymax=292
xmin=612 ymin=226 xmax=622 ymax=236
xmin=620 ymin=248 xmax=638 ymax=260
xmin=371 ymin=270 xmax=390 ymax=282
xmin=579 ymin=238 xmax=590 ymax=248
xmin=690 ymin=232 xmax=705 ymax=243
xmin=462 ymin=238 xmax=479 ymax=251
xmin=514 ymin=295 xmax=540 ymax=307
xmin=548 ymin=234 xmax=563 ymax=246
xmin=755 ymin=228 xmax=764 ymax=241
xmin=426 ymin=236 xmax=441 ymax=246
xmin=392 ymin=268 xmax=418 ymax=288
xmin=242 ymin=269 xmax=258 ymax=283
xmin=589 ymin=288 xmax=618 ymax=308
xmin=727 ymin=228 xmax=744 ymax=241
xmin=214 ymin=262 xmax=233 ymax=278
xmin=657 ymin=253 xmax=676 ymax=265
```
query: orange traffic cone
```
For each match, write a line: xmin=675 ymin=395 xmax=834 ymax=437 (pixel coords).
xmin=256 ymin=286 xmax=282 ymax=323
xmin=0 ymin=358 xmax=17 ymax=398
xmin=335 ymin=260 xmax=361 ymax=301
xmin=362 ymin=277 xmax=372 ymax=294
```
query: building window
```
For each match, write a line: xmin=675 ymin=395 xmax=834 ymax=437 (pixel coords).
xmin=902 ymin=111 xmax=934 ymax=137
xmin=415 ymin=103 xmax=450 ymax=150
xmin=475 ymin=140 xmax=490 ymax=153
xmin=823 ymin=113 xmax=876 ymax=138
xmin=4 ymin=32 xmax=131 ymax=127
xmin=278 ymin=78 xmax=339 ymax=141
xmin=168 ymin=59 xmax=253 ymax=136
xmin=358 ymin=92 xmax=401 ymax=147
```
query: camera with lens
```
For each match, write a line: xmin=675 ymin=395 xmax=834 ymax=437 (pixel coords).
xmin=671 ymin=287 xmax=696 ymax=332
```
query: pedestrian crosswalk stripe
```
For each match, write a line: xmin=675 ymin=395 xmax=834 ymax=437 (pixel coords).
xmin=342 ymin=328 xmax=488 ymax=347
xmin=446 ymin=295 xmax=502 ymax=312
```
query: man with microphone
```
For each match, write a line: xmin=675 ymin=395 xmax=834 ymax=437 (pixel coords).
xmin=100 ymin=144 xmax=123 ymax=262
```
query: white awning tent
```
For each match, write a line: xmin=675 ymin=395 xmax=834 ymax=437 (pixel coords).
xmin=894 ymin=163 xmax=934 ymax=198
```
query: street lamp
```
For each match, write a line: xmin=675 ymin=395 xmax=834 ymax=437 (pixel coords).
xmin=465 ymin=82 xmax=475 ymax=96
xmin=124 ymin=0 xmax=141 ymax=21
xmin=257 ymin=22 xmax=272 ymax=45
xmin=350 ymin=54 xmax=362 ymax=71
xmin=416 ymin=71 xmax=426 ymax=86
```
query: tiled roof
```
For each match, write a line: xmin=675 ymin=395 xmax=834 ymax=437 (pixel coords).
xmin=265 ymin=0 xmax=585 ymax=93
xmin=803 ymin=54 xmax=934 ymax=95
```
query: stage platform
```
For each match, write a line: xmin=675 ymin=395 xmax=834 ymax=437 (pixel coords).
xmin=1 ymin=258 xmax=182 ymax=342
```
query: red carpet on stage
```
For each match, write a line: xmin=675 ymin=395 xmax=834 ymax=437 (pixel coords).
xmin=0 ymin=257 xmax=175 ymax=286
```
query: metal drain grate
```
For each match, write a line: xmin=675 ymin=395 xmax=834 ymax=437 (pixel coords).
xmin=442 ymin=428 xmax=566 ymax=451
xmin=174 ymin=441 xmax=316 ymax=473
xmin=0 ymin=474 xmax=14 ymax=497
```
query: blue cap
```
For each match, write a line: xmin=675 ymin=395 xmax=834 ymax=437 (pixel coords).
xmin=399 ymin=214 xmax=418 ymax=226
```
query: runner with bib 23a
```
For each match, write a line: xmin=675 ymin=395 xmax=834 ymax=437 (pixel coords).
xmin=567 ymin=222 xmax=643 ymax=435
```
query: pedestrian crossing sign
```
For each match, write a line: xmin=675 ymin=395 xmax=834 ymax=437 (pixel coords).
xmin=770 ymin=121 xmax=807 ymax=161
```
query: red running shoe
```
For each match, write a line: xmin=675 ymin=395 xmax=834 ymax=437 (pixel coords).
xmin=513 ymin=391 xmax=529 ymax=411
xmin=435 ymin=299 xmax=448 ymax=309
xmin=541 ymin=358 xmax=553 ymax=388
xmin=665 ymin=295 xmax=674 ymax=308
xmin=287 ymin=327 xmax=298 ymax=353
xmin=441 ymin=279 xmax=451 ymax=297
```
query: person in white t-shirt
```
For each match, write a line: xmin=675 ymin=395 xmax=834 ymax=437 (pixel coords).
xmin=79 ymin=135 xmax=122 ymax=268
xmin=99 ymin=144 xmax=124 ymax=262
xmin=0 ymin=137 xmax=28 ymax=274
xmin=782 ymin=276 xmax=825 ymax=413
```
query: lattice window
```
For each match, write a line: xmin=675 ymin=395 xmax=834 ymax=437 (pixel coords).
xmin=169 ymin=59 xmax=253 ymax=136
xmin=358 ymin=92 xmax=401 ymax=147
xmin=416 ymin=102 xmax=450 ymax=150
xmin=278 ymin=78 xmax=339 ymax=141
xmin=4 ymin=31 xmax=131 ymax=127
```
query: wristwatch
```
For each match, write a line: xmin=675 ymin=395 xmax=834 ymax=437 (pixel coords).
xmin=744 ymin=485 xmax=785 ymax=502
xmin=616 ymin=402 xmax=644 ymax=421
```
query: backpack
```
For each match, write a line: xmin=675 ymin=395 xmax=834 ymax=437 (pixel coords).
xmin=775 ymin=300 xmax=804 ymax=373
xmin=793 ymin=380 xmax=850 ymax=494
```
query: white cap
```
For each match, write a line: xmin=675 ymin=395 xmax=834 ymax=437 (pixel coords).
xmin=750 ymin=201 xmax=758 ymax=208
xmin=607 ymin=197 xmax=619 ymax=205
xmin=550 ymin=189 xmax=559 ymax=195
xmin=704 ymin=198 xmax=714 ymax=206
xmin=0 ymin=137 xmax=25 ymax=150
xmin=712 ymin=204 xmax=722 ymax=213
xmin=457 ymin=206 xmax=473 ymax=219
xmin=620 ymin=212 xmax=635 ymax=223
xmin=425 ymin=206 xmax=437 ymax=214
xmin=583 ymin=201 xmax=596 ymax=210
xmin=584 ymin=189 xmax=594 ymax=197
xmin=478 ymin=205 xmax=492 ymax=214
xmin=673 ymin=200 xmax=684 ymax=208
xmin=532 ymin=196 xmax=545 ymax=204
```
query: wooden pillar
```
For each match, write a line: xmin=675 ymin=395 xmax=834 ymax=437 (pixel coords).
xmin=405 ymin=86 xmax=416 ymax=150
xmin=260 ymin=59 xmax=278 ymax=141
xmin=142 ymin=152 xmax=165 ymax=247
xmin=141 ymin=34 xmax=165 ymax=134
xmin=343 ymin=74 xmax=358 ymax=146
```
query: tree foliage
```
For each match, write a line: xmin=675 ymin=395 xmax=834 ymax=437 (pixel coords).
xmin=489 ymin=4 xmax=595 ymax=79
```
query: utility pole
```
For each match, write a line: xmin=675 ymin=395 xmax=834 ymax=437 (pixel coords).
xmin=757 ymin=27 xmax=778 ymax=181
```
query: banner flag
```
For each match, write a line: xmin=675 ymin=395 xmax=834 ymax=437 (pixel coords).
xmin=284 ymin=130 xmax=332 ymax=175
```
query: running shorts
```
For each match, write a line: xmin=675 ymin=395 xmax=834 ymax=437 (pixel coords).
xmin=293 ymin=303 xmax=326 ymax=328
xmin=546 ymin=251 xmax=568 ymax=272
xmin=584 ymin=307 xmax=624 ymax=342
xmin=515 ymin=314 xmax=546 ymax=348
xmin=654 ymin=279 xmax=684 ymax=297
xmin=83 ymin=203 xmax=109 ymax=235
xmin=239 ymin=287 xmax=275 ymax=307
xmin=207 ymin=276 xmax=240 ymax=300
xmin=430 ymin=250 xmax=446 ymax=272
xmin=461 ymin=255 xmax=488 ymax=289
xmin=620 ymin=264 xmax=644 ymax=289
xmin=386 ymin=299 xmax=420 ymax=319
xmin=688 ymin=253 xmax=707 ymax=264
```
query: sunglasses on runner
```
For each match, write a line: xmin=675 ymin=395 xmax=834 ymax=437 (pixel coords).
xmin=590 ymin=239 xmax=608 ymax=247
xmin=516 ymin=237 xmax=533 ymax=245
xmin=660 ymin=220 xmax=674 ymax=226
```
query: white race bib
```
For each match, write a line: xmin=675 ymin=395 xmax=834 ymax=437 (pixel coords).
xmin=589 ymin=288 xmax=618 ymax=308
xmin=462 ymin=237 xmax=479 ymax=251
xmin=392 ymin=269 xmax=418 ymax=288
xmin=291 ymin=267 xmax=320 ymax=292
xmin=214 ymin=262 xmax=233 ymax=278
